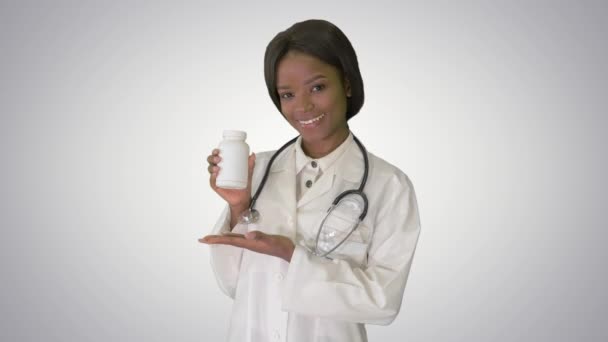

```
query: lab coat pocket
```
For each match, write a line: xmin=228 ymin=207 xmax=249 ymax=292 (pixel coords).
xmin=319 ymin=207 xmax=370 ymax=243
xmin=329 ymin=223 xmax=372 ymax=266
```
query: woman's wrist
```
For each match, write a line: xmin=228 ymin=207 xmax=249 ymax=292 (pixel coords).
xmin=228 ymin=203 xmax=249 ymax=229
xmin=229 ymin=202 xmax=250 ymax=217
xmin=282 ymin=244 xmax=295 ymax=263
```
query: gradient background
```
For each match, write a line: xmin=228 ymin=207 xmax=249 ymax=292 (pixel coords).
xmin=1 ymin=1 xmax=607 ymax=341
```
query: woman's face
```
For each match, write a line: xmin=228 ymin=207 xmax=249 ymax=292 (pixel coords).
xmin=276 ymin=51 xmax=351 ymax=156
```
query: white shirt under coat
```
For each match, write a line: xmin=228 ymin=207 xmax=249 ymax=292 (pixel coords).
xmin=208 ymin=133 xmax=421 ymax=342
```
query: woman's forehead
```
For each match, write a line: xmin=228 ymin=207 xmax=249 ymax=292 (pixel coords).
xmin=276 ymin=52 xmax=339 ymax=85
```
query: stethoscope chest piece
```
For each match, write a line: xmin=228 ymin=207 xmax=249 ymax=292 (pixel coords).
xmin=239 ymin=208 xmax=260 ymax=225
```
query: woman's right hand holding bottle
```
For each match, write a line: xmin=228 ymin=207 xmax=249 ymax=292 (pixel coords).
xmin=207 ymin=148 xmax=256 ymax=229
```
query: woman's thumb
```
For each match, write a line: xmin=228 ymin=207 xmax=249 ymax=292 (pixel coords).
xmin=245 ymin=230 xmax=263 ymax=240
xmin=248 ymin=152 xmax=256 ymax=171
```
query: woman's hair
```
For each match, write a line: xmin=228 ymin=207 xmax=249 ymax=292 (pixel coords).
xmin=264 ymin=19 xmax=365 ymax=121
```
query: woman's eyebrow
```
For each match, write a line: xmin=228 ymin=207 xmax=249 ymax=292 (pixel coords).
xmin=277 ymin=74 xmax=327 ymax=90
xmin=303 ymin=74 xmax=327 ymax=85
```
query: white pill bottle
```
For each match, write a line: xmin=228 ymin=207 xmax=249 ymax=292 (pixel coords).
xmin=216 ymin=130 xmax=250 ymax=189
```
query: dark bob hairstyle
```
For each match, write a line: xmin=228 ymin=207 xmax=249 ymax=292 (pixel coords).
xmin=264 ymin=19 xmax=365 ymax=121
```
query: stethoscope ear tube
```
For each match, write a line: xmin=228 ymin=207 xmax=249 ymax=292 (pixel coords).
xmin=358 ymin=191 xmax=369 ymax=221
xmin=352 ymin=134 xmax=369 ymax=193
xmin=249 ymin=136 xmax=298 ymax=211
xmin=314 ymin=205 xmax=363 ymax=258
xmin=332 ymin=189 xmax=369 ymax=221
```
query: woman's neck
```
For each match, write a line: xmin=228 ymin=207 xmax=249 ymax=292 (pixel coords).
xmin=301 ymin=127 xmax=350 ymax=159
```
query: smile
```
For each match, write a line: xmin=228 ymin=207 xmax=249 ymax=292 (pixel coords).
xmin=298 ymin=113 xmax=325 ymax=126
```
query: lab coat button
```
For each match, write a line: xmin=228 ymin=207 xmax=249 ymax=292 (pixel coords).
xmin=273 ymin=330 xmax=281 ymax=340
xmin=274 ymin=273 xmax=284 ymax=282
xmin=305 ymin=180 xmax=313 ymax=188
xmin=311 ymin=161 xmax=317 ymax=168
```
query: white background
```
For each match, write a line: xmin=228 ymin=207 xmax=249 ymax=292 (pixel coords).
xmin=1 ymin=1 xmax=607 ymax=341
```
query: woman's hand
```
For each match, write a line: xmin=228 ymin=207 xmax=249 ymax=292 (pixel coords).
xmin=199 ymin=231 xmax=295 ymax=262
xmin=207 ymin=148 xmax=256 ymax=228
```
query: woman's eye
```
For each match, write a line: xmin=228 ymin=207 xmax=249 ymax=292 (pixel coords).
xmin=280 ymin=92 xmax=293 ymax=100
xmin=312 ymin=84 xmax=325 ymax=92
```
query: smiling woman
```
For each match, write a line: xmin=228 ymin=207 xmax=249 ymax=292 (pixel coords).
xmin=200 ymin=19 xmax=421 ymax=342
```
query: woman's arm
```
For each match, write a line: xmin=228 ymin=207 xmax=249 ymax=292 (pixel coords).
xmin=207 ymin=205 xmax=248 ymax=299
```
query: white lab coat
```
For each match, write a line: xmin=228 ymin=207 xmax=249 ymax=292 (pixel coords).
xmin=209 ymin=136 xmax=421 ymax=342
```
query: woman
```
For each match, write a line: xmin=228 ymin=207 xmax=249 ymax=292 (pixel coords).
xmin=200 ymin=19 xmax=421 ymax=342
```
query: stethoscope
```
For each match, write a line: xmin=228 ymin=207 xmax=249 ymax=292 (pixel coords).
xmin=239 ymin=133 xmax=369 ymax=258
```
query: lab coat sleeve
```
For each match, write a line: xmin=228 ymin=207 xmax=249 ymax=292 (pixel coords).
xmin=281 ymin=173 xmax=421 ymax=325
xmin=207 ymin=151 xmax=272 ymax=299
xmin=209 ymin=204 xmax=248 ymax=299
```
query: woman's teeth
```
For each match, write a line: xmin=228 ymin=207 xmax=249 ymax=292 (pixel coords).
xmin=299 ymin=113 xmax=325 ymax=125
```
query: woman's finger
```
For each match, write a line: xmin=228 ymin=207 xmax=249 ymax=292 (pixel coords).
xmin=199 ymin=233 xmax=245 ymax=242
xmin=200 ymin=234 xmax=257 ymax=249
xmin=247 ymin=153 xmax=256 ymax=173
xmin=207 ymin=154 xmax=221 ymax=165
xmin=245 ymin=230 xmax=265 ymax=240
xmin=208 ymin=164 xmax=219 ymax=174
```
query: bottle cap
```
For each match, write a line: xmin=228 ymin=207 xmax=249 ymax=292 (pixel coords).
xmin=223 ymin=130 xmax=247 ymax=140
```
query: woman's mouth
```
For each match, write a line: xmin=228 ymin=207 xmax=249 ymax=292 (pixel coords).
xmin=298 ymin=113 xmax=325 ymax=127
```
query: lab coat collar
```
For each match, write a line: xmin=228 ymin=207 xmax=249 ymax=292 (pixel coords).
xmin=269 ymin=134 xmax=364 ymax=183
xmin=268 ymin=134 xmax=365 ymax=208
xmin=294 ymin=133 xmax=353 ymax=175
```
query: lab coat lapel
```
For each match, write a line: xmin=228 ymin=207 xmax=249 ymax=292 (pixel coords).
xmin=296 ymin=140 xmax=363 ymax=209
xmin=296 ymin=169 xmax=335 ymax=209
xmin=264 ymin=145 xmax=298 ymax=240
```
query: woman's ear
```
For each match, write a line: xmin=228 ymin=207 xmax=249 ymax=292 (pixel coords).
xmin=344 ymin=77 xmax=352 ymax=98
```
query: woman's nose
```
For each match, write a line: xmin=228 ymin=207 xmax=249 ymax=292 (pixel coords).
xmin=294 ymin=93 xmax=314 ymax=114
